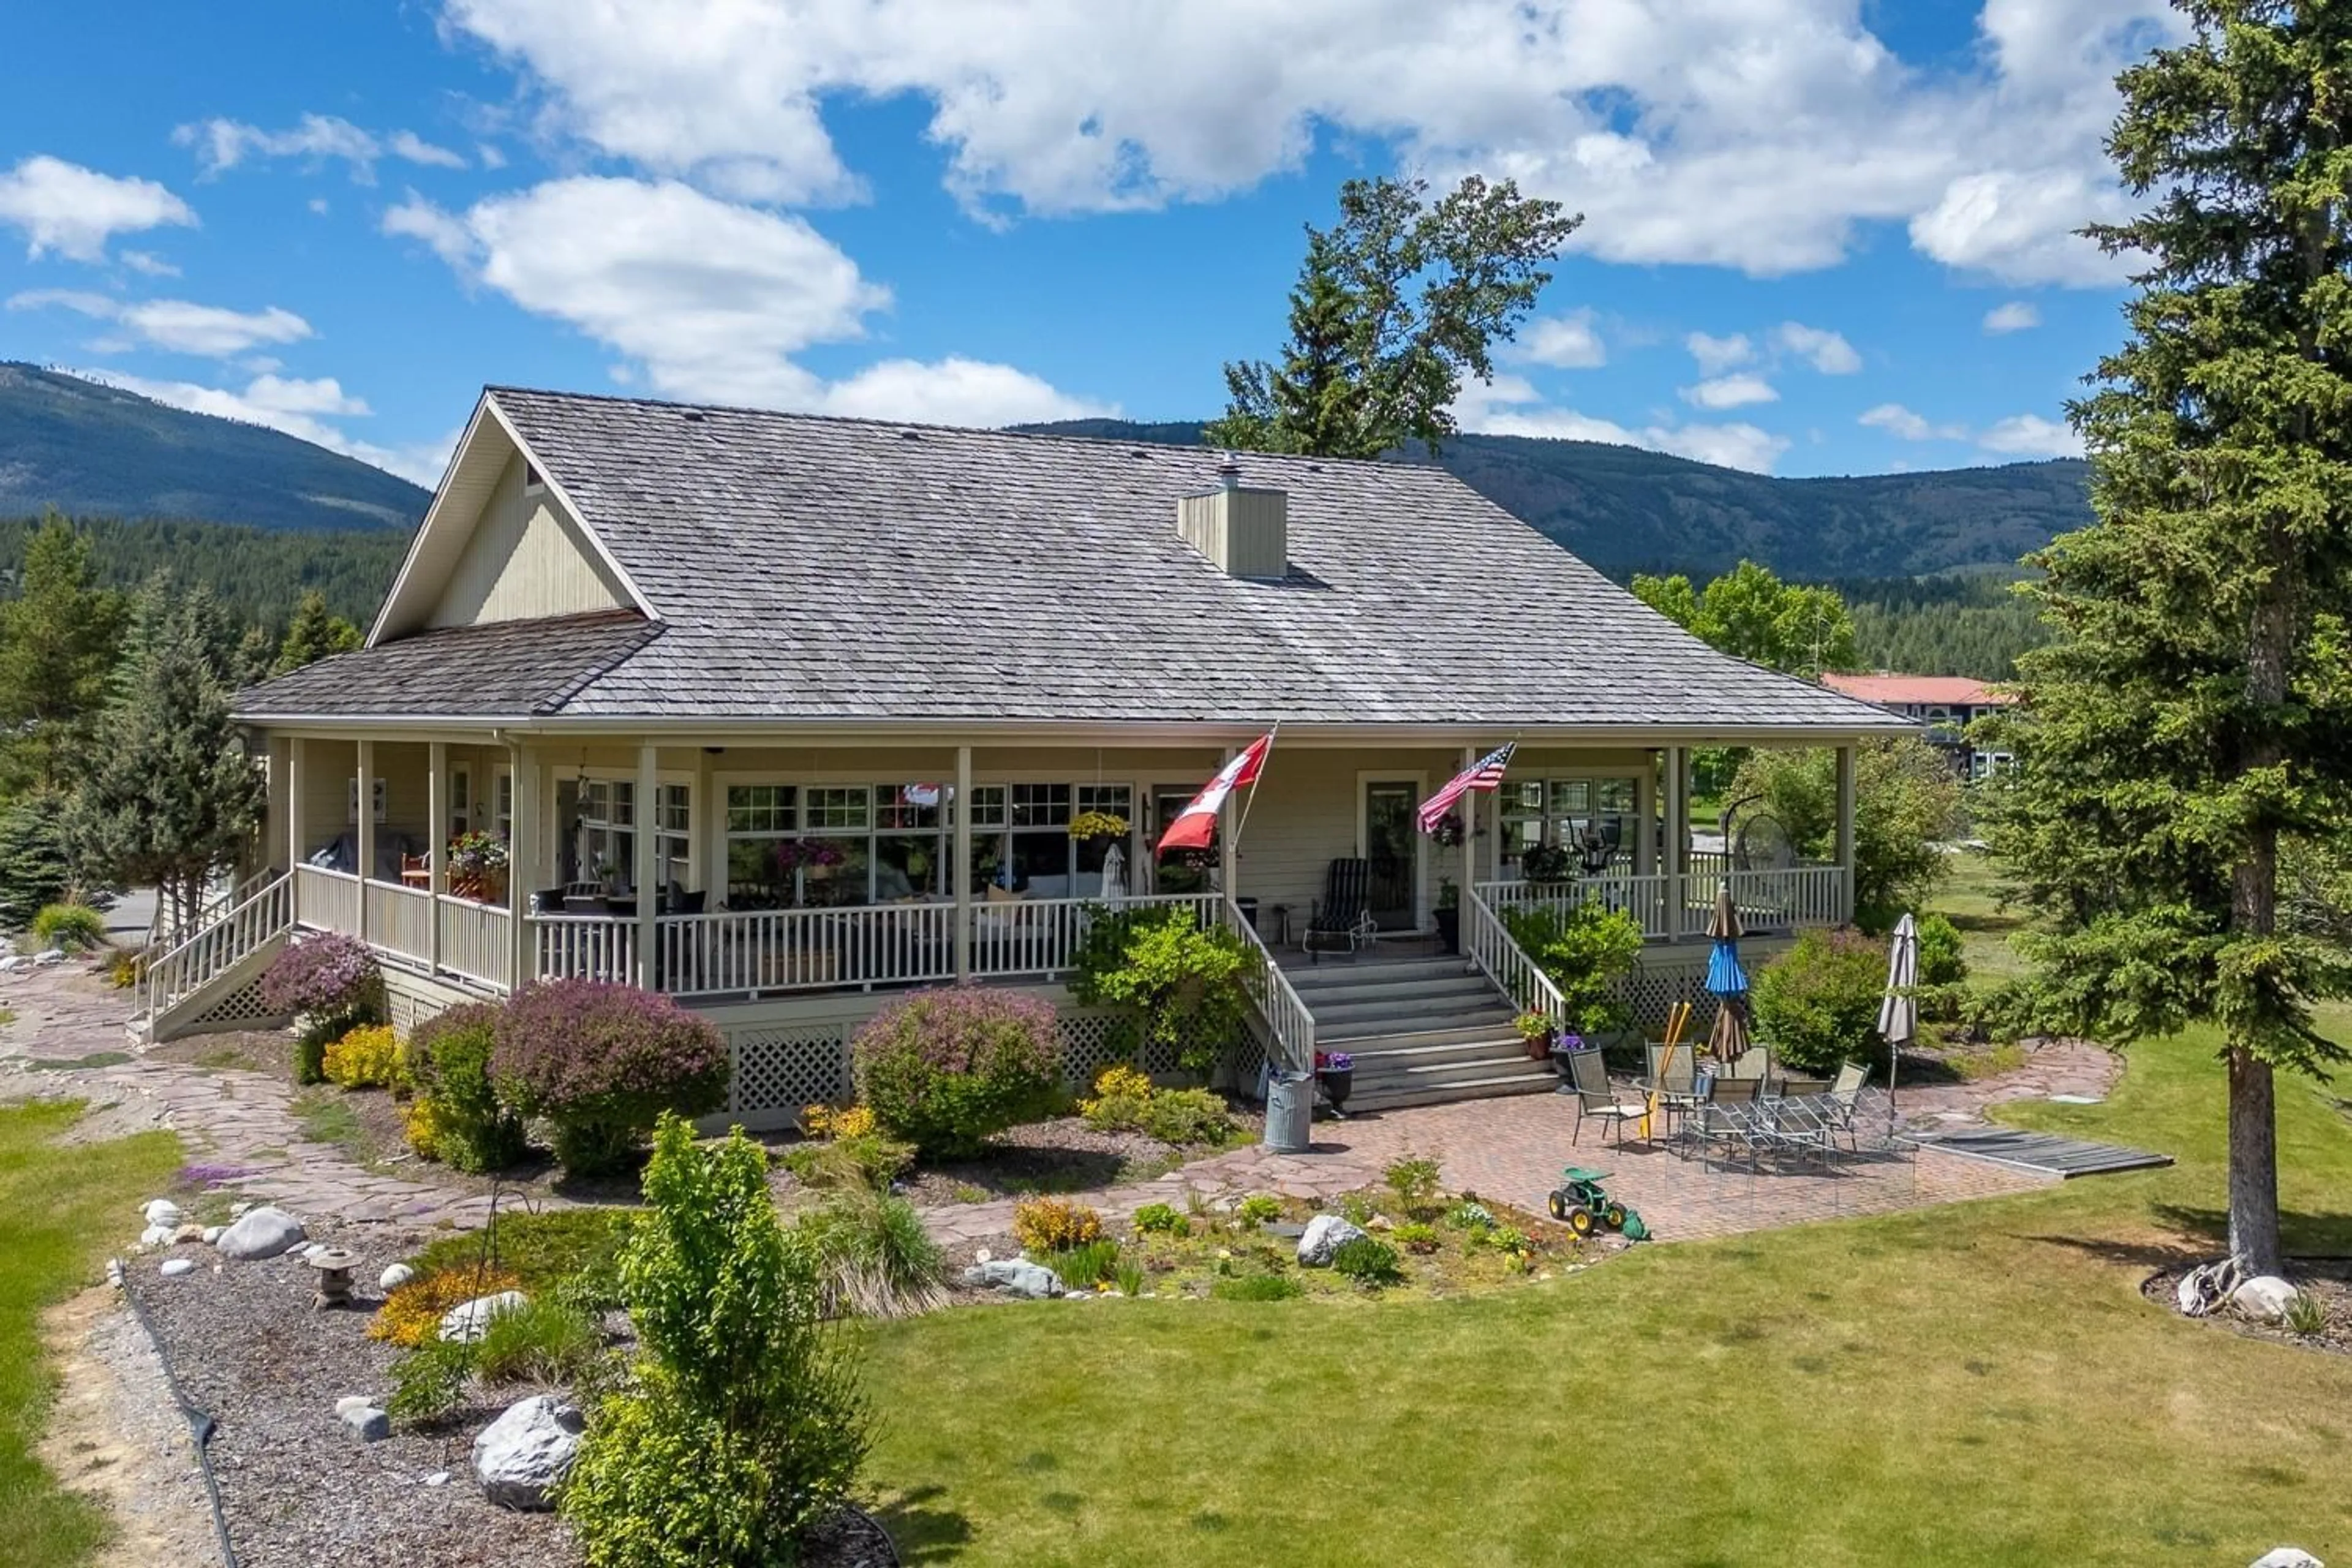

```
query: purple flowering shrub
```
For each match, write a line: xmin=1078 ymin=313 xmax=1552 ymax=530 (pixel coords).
xmin=261 ymin=933 xmax=385 ymax=1083
xmin=851 ymin=986 xmax=1063 ymax=1157
xmin=492 ymin=980 xmax=729 ymax=1175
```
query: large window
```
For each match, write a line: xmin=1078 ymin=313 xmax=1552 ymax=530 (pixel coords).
xmin=578 ymin=779 xmax=690 ymax=892
xmin=1498 ymin=777 xmax=1639 ymax=875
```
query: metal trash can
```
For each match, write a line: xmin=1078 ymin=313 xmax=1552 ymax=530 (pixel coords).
xmin=1235 ymin=895 xmax=1261 ymax=932
xmin=1263 ymin=1068 xmax=1313 ymax=1153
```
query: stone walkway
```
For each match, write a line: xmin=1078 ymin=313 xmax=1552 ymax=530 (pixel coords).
xmin=2 ymin=960 xmax=2122 ymax=1251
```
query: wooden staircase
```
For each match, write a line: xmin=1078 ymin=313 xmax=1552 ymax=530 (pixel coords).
xmin=1286 ymin=954 xmax=1556 ymax=1112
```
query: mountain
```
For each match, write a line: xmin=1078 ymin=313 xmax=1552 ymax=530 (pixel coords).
xmin=1020 ymin=418 xmax=2090 ymax=580
xmin=0 ymin=363 xmax=431 ymax=532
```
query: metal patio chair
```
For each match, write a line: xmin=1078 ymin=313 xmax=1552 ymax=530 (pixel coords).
xmin=1566 ymin=1048 xmax=1649 ymax=1148
xmin=1303 ymin=858 xmax=1378 ymax=960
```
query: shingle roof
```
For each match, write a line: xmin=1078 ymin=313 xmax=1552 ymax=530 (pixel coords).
xmin=241 ymin=386 xmax=1910 ymax=734
xmin=238 ymin=611 xmax=662 ymax=718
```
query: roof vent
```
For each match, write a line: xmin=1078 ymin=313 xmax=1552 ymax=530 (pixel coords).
xmin=1178 ymin=454 xmax=1287 ymax=579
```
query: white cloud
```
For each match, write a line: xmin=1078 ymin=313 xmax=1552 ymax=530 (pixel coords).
xmin=1774 ymin=321 xmax=1861 ymax=375
xmin=79 ymin=368 xmax=451 ymax=484
xmin=1860 ymin=402 xmax=1966 ymax=442
xmin=1515 ymin=309 xmax=1606 ymax=369
xmin=1453 ymin=374 xmax=1789 ymax=474
xmin=175 ymin=114 xmax=469 ymax=182
xmin=0 ymin=156 xmax=196 ymax=263
xmin=1686 ymin=331 xmax=1752 ymax=376
xmin=1979 ymin=412 xmax=2081 ymax=458
xmin=119 ymin=249 xmax=180 ymax=277
xmin=1681 ymin=374 xmax=1777 ymax=410
xmin=386 ymin=176 xmax=1106 ymax=420
xmin=7 ymin=290 xmax=312 ymax=356
xmin=437 ymin=0 xmax=2184 ymax=284
xmin=1982 ymin=300 xmax=2041 ymax=334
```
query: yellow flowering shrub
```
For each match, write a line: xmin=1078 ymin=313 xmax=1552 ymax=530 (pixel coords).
xmin=1077 ymin=1065 xmax=1154 ymax=1131
xmin=404 ymin=1096 xmax=454 ymax=1161
xmin=323 ymin=1023 xmax=403 ymax=1089
xmin=1012 ymin=1197 xmax=1102 ymax=1254
xmin=369 ymin=1265 xmax=522 ymax=1347
xmin=800 ymin=1102 xmax=878 ymax=1140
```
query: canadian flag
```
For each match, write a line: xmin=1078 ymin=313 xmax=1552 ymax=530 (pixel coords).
xmin=1157 ymin=732 xmax=1275 ymax=853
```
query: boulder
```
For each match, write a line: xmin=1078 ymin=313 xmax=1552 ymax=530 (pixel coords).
xmin=159 ymin=1259 xmax=195 ymax=1278
xmin=172 ymin=1223 xmax=206 ymax=1245
xmin=381 ymin=1262 xmax=417 ymax=1292
xmin=34 ymin=947 xmax=65 ymax=965
xmin=138 ymin=1224 xmax=174 ymax=1249
xmin=334 ymin=1395 xmax=375 ymax=1417
xmin=201 ymin=1226 xmax=223 ymax=1245
xmin=472 ymin=1396 xmax=582 ymax=1510
xmin=142 ymin=1199 xmax=183 ymax=1227
xmin=215 ymin=1207 xmax=306 ymax=1260
xmin=2250 ymin=1550 xmax=2324 ymax=1568
xmin=1297 ymin=1214 xmax=1368 ymax=1267
xmin=339 ymin=1404 xmax=391 ymax=1442
xmin=960 ymin=1259 xmax=1061 ymax=1299
xmin=2233 ymin=1275 xmax=2301 ymax=1322
xmin=439 ymin=1291 xmax=530 ymax=1343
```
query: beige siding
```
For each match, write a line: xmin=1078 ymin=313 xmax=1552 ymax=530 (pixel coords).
xmin=426 ymin=454 xmax=628 ymax=628
xmin=1237 ymin=747 xmax=1461 ymax=926
xmin=1177 ymin=486 xmax=1287 ymax=579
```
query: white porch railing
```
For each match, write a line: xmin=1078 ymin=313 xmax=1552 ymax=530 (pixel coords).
xmin=1479 ymin=864 xmax=1849 ymax=941
xmin=1218 ymin=894 xmax=1314 ymax=1072
xmin=143 ymin=872 xmax=292 ymax=1019
xmin=364 ymin=880 xmax=435 ymax=968
xmin=1463 ymin=883 xmax=1567 ymax=1031
xmin=148 ymin=866 xmax=276 ymax=955
xmin=292 ymin=864 xmax=361 ymax=935
xmin=1701 ymin=865 xmax=1847 ymax=933
xmin=650 ymin=903 xmax=960 ymax=997
xmin=533 ymin=914 xmax=638 ymax=987
xmin=437 ymin=895 xmax=514 ymax=990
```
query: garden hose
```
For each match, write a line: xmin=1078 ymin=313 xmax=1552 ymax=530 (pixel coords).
xmin=113 ymin=1257 xmax=243 ymax=1568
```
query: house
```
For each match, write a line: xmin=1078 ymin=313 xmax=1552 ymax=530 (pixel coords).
xmin=150 ymin=386 xmax=1909 ymax=1121
xmin=1819 ymin=673 xmax=2012 ymax=778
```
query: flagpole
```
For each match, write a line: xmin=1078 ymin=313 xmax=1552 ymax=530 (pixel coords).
xmin=1231 ymin=720 xmax=1279 ymax=848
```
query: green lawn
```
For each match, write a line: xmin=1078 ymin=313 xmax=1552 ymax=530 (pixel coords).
xmin=859 ymin=978 xmax=2352 ymax=1562
xmin=0 ymin=1102 xmax=181 ymax=1567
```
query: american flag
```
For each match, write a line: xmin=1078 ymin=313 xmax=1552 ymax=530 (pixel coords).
xmin=1417 ymin=742 xmax=1516 ymax=834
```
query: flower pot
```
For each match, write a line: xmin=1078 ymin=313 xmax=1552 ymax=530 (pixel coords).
xmin=1521 ymin=1030 xmax=1554 ymax=1063
xmin=1317 ymin=1068 xmax=1354 ymax=1114
xmin=1433 ymin=906 xmax=1460 ymax=954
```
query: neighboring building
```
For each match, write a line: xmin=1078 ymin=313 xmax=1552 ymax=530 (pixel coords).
xmin=149 ymin=386 xmax=1907 ymax=1117
xmin=1820 ymin=673 xmax=2015 ymax=779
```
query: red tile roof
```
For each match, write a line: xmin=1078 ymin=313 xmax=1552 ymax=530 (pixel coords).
xmin=1821 ymin=673 xmax=2011 ymax=707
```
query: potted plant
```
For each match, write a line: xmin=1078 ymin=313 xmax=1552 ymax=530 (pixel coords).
xmin=1314 ymin=1049 xmax=1355 ymax=1115
xmin=1433 ymin=878 xmax=1461 ymax=953
xmin=445 ymin=830 xmax=508 ymax=903
xmin=1511 ymin=1009 xmax=1555 ymax=1063
xmin=1068 ymin=810 xmax=1129 ymax=842
xmin=1520 ymin=842 xmax=1572 ymax=884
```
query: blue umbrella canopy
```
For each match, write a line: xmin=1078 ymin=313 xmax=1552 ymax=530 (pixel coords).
xmin=1703 ymin=884 xmax=1747 ymax=998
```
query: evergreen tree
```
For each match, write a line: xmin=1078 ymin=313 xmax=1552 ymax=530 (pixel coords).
xmin=0 ymin=513 xmax=124 ymax=790
xmin=1980 ymin=1 xmax=2352 ymax=1273
xmin=271 ymin=589 xmax=361 ymax=676
xmin=1207 ymin=175 xmax=1581 ymax=459
xmin=0 ymin=788 xmax=107 ymax=929
xmin=72 ymin=581 xmax=264 ymax=935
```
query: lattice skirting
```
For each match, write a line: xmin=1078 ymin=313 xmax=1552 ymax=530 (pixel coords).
xmin=182 ymin=974 xmax=287 ymax=1031
xmin=1613 ymin=938 xmax=1794 ymax=1033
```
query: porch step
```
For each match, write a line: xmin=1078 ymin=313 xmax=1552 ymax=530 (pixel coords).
xmin=1285 ymin=956 xmax=1477 ymax=991
xmin=1322 ymin=1030 xmax=1560 ymax=1112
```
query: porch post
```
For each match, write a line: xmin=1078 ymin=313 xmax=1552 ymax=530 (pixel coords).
xmin=953 ymin=745 xmax=973 ymax=981
xmin=1834 ymin=742 xmax=1857 ymax=924
xmin=428 ymin=741 xmax=448 ymax=972
xmin=1662 ymin=745 xmax=1684 ymax=940
xmin=1458 ymin=744 xmax=1477 ymax=898
xmin=635 ymin=742 xmax=658 ymax=989
xmin=285 ymin=737 xmax=306 ymax=880
xmin=510 ymin=742 xmax=540 ymax=989
xmin=355 ymin=739 xmax=375 ymax=943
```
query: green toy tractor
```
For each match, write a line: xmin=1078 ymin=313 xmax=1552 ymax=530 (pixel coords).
xmin=1547 ymin=1166 xmax=1650 ymax=1241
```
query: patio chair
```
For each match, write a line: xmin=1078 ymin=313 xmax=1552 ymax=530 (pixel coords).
xmin=1643 ymin=1041 xmax=1704 ymax=1140
xmin=1820 ymin=1061 xmax=1871 ymax=1148
xmin=1728 ymin=1046 xmax=1772 ymax=1080
xmin=1303 ymin=858 xmax=1378 ymax=961
xmin=1565 ymin=1048 xmax=1649 ymax=1148
xmin=1684 ymin=1074 xmax=1762 ymax=1170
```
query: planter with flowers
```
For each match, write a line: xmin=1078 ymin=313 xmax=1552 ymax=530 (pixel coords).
xmin=1511 ymin=1010 xmax=1556 ymax=1063
xmin=1434 ymin=878 xmax=1461 ymax=954
xmin=1068 ymin=810 xmax=1129 ymax=843
xmin=775 ymin=837 xmax=848 ymax=903
xmin=446 ymin=831 xmax=508 ymax=904
xmin=1314 ymin=1049 xmax=1355 ymax=1115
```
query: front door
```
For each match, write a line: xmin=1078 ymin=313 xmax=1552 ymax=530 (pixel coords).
xmin=1363 ymin=780 xmax=1419 ymax=930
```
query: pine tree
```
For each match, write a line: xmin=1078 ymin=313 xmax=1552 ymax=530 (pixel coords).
xmin=71 ymin=581 xmax=264 ymax=935
xmin=1981 ymin=1 xmax=2352 ymax=1273
xmin=271 ymin=589 xmax=361 ymax=676
xmin=0 ymin=513 xmax=124 ymax=790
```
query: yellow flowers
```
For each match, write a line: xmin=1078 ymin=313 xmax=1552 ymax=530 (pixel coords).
xmin=404 ymin=1096 xmax=454 ymax=1162
xmin=1012 ymin=1197 xmax=1102 ymax=1254
xmin=323 ymin=1023 xmax=403 ymax=1088
xmin=801 ymin=1102 xmax=878 ymax=1140
xmin=370 ymin=1265 xmax=522 ymax=1347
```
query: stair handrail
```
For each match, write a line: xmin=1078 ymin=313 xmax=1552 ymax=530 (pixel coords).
xmin=1463 ymin=884 xmax=1568 ymax=1032
xmin=147 ymin=865 xmax=276 ymax=954
xmin=142 ymin=871 xmax=293 ymax=1021
xmin=1218 ymin=894 xmax=1315 ymax=1074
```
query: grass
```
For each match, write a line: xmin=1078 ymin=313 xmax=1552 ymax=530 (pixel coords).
xmin=289 ymin=1087 xmax=368 ymax=1165
xmin=0 ymin=1101 xmax=181 ymax=1567
xmin=407 ymin=1207 xmax=634 ymax=1297
xmin=858 ymin=956 xmax=2352 ymax=1563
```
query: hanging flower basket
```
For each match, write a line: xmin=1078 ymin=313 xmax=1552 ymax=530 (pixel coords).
xmin=1430 ymin=811 xmax=1465 ymax=849
xmin=1068 ymin=811 xmax=1130 ymax=842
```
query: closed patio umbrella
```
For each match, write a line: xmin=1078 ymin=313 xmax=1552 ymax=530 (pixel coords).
xmin=1703 ymin=884 xmax=1750 ymax=1061
xmin=1877 ymin=912 xmax=1918 ymax=1108
xmin=1099 ymin=841 xmax=1129 ymax=908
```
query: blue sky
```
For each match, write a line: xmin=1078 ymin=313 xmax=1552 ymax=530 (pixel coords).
xmin=0 ymin=1 xmax=2182 ymax=485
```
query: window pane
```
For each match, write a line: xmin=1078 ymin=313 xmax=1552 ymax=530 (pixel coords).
xmin=1548 ymin=779 xmax=1591 ymax=816
xmin=805 ymin=786 xmax=870 ymax=831
xmin=660 ymin=784 xmax=690 ymax=832
xmin=1499 ymin=780 xmax=1544 ymax=818
xmin=1595 ymin=777 xmax=1637 ymax=814
xmin=875 ymin=784 xmax=942 ymax=831
xmin=874 ymin=834 xmax=943 ymax=899
xmin=967 ymin=786 xmax=1007 ymax=828
xmin=610 ymin=780 xmax=636 ymax=827
xmin=728 ymin=839 xmax=789 ymax=909
xmin=1009 ymin=783 xmax=1071 ymax=827
xmin=799 ymin=837 xmax=869 ymax=907
xmin=726 ymin=784 xmax=794 ymax=834
xmin=1076 ymin=783 xmax=1132 ymax=818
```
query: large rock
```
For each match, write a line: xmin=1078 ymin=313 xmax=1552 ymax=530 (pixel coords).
xmin=961 ymin=1259 xmax=1062 ymax=1299
xmin=138 ymin=1224 xmax=174 ymax=1249
xmin=381 ymin=1262 xmax=417 ymax=1291
xmin=439 ymin=1291 xmax=530 ymax=1343
xmin=1297 ymin=1214 xmax=1368 ymax=1267
xmin=2233 ymin=1275 xmax=2300 ymax=1322
xmin=159 ymin=1259 xmax=195 ymax=1278
xmin=339 ymin=1404 xmax=391 ymax=1442
xmin=215 ymin=1207 xmax=307 ymax=1260
xmin=2250 ymin=1550 xmax=2324 ymax=1568
xmin=142 ymin=1199 xmax=183 ymax=1227
xmin=473 ymin=1396 xmax=582 ymax=1510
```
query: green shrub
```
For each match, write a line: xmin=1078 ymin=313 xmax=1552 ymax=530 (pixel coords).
xmin=406 ymin=1003 xmax=527 ymax=1172
xmin=474 ymin=1298 xmax=603 ymax=1385
xmin=263 ymin=934 xmax=385 ymax=1082
xmin=1077 ymin=1064 xmax=1154 ymax=1131
xmin=1752 ymin=925 xmax=1891 ymax=1075
xmin=2283 ymin=1289 xmax=2327 ymax=1338
xmin=850 ymin=986 xmax=1063 ymax=1158
xmin=493 ymin=981 xmax=729 ymax=1177
xmin=1012 ymin=1196 xmax=1102 ymax=1254
xmin=1340 ymin=1192 xmax=1374 ymax=1227
xmin=797 ymin=1188 xmax=948 ymax=1319
xmin=1210 ymin=1273 xmax=1303 ymax=1302
xmin=322 ymin=1023 xmax=402 ymax=1089
xmin=411 ymin=1208 xmax=638 ymax=1300
xmin=1915 ymin=913 xmax=1967 ymax=987
xmin=1443 ymin=1200 xmax=1496 ymax=1231
xmin=1132 ymin=1201 xmax=1189 ymax=1238
xmin=1498 ymin=900 xmax=1645 ymax=1035
xmin=1236 ymin=1194 xmax=1281 ymax=1226
xmin=1330 ymin=1235 xmax=1403 ymax=1286
xmin=1384 ymin=1156 xmax=1442 ymax=1216
xmin=1393 ymin=1222 xmax=1440 ymax=1254
xmin=1112 ymin=1259 xmax=1145 ymax=1295
xmin=778 ymin=1131 xmax=916 ymax=1193
xmin=30 ymin=902 xmax=106 ymax=952
xmin=1138 ymin=1087 xmax=1237 ymax=1146
xmin=564 ymin=1117 xmax=869 ymax=1567
xmin=1050 ymin=1238 xmax=1120 ymax=1288
xmin=386 ymin=1338 xmax=478 ymax=1427
xmin=1068 ymin=905 xmax=1250 ymax=1078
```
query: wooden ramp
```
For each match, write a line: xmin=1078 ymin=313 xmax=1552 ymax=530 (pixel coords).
xmin=1901 ymin=1126 xmax=2172 ymax=1179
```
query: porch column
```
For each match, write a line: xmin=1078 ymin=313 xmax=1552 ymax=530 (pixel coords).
xmin=1662 ymin=745 xmax=1684 ymax=940
xmin=355 ymin=739 xmax=375 ymax=943
xmin=1218 ymin=744 xmax=1238 ymax=902
xmin=1458 ymin=744 xmax=1477 ymax=899
xmin=510 ymin=742 xmax=540 ymax=989
xmin=1834 ymin=742 xmax=1857 ymax=923
xmin=285 ymin=737 xmax=306 ymax=880
xmin=428 ymin=741 xmax=448 ymax=972
xmin=635 ymin=742 xmax=658 ymax=989
xmin=953 ymin=745 xmax=973 ymax=981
